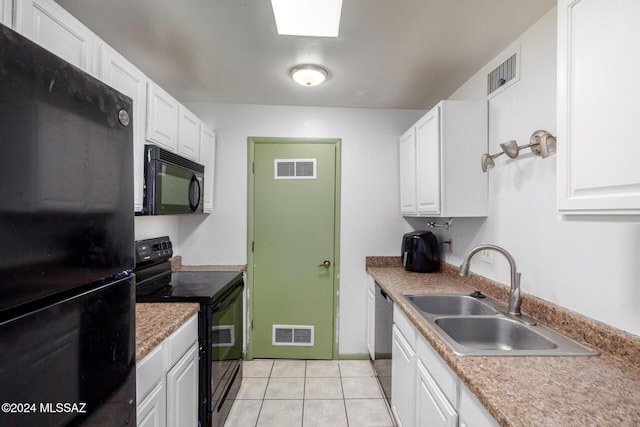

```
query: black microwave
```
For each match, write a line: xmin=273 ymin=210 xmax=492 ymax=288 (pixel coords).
xmin=143 ymin=144 xmax=204 ymax=215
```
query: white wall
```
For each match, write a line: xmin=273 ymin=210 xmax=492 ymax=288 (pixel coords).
xmin=177 ymin=104 xmax=420 ymax=355
xmin=149 ymin=7 xmax=639 ymax=358
xmin=433 ymin=8 xmax=640 ymax=337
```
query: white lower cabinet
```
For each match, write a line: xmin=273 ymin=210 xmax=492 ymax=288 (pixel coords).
xmin=391 ymin=325 xmax=416 ymax=427
xmin=391 ymin=306 xmax=498 ymax=427
xmin=458 ymin=383 xmax=499 ymax=427
xmin=137 ymin=381 xmax=166 ymax=427
xmin=392 ymin=308 xmax=417 ymax=427
xmin=166 ymin=343 xmax=199 ymax=427
xmin=137 ymin=314 xmax=199 ymax=427
xmin=416 ymin=361 xmax=457 ymax=427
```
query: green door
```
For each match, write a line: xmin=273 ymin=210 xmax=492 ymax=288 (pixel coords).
xmin=249 ymin=139 xmax=340 ymax=359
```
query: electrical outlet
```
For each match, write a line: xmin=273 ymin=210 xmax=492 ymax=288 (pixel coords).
xmin=480 ymin=249 xmax=493 ymax=264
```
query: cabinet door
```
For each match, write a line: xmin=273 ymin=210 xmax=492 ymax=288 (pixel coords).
xmin=399 ymin=127 xmax=417 ymax=215
xmin=391 ymin=325 xmax=415 ymax=427
xmin=557 ymin=0 xmax=640 ymax=214
xmin=458 ymin=383 xmax=499 ymax=427
xmin=367 ymin=288 xmax=375 ymax=359
xmin=16 ymin=0 xmax=96 ymax=75
xmin=99 ymin=45 xmax=149 ymax=212
xmin=166 ymin=343 xmax=199 ymax=427
xmin=137 ymin=381 xmax=167 ymax=427
xmin=416 ymin=361 xmax=458 ymax=427
xmin=178 ymin=107 xmax=201 ymax=161
xmin=1 ymin=0 xmax=12 ymax=27
xmin=146 ymin=82 xmax=180 ymax=152
xmin=415 ymin=106 xmax=441 ymax=215
xmin=200 ymin=124 xmax=216 ymax=213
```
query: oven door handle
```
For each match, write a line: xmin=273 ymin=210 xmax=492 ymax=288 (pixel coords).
xmin=212 ymin=281 xmax=243 ymax=312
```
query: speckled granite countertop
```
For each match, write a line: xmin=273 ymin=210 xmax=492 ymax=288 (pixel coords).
xmin=135 ymin=303 xmax=199 ymax=362
xmin=170 ymin=256 xmax=246 ymax=272
xmin=367 ymin=259 xmax=640 ymax=427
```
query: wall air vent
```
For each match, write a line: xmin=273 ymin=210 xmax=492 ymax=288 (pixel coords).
xmin=487 ymin=47 xmax=520 ymax=98
xmin=272 ymin=325 xmax=314 ymax=346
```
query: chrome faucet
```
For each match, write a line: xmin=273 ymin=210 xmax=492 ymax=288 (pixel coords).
xmin=459 ymin=244 xmax=522 ymax=316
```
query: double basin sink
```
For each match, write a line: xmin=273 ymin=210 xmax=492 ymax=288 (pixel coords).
xmin=403 ymin=293 xmax=598 ymax=356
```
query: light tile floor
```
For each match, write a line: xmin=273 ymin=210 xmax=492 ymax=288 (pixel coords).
xmin=224 ymin=359 xmax=395 ymax=427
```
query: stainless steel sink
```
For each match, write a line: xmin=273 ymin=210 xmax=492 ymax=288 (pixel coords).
xmin=435 ymin=317 xmax=557 ymax=351
xmin=405 ymin=294 xmax=498 ymax=316
xmin=401 ymin=293 xmax=599 ymax=357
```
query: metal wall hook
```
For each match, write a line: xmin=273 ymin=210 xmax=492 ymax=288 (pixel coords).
xmin=426 ymin=217 xmax=454 ymax=229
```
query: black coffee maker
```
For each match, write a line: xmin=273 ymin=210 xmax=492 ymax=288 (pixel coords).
xmin=401 ymin=231 xmax=440 ymax=273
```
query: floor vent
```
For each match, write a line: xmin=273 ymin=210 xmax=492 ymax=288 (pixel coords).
xmin=212 ymin=325 xmax=235 ymax=347
xmin=487 ymin=49 xmax=520 ymax=98
xmin=272 ymin=325 xmax=314 ymax=346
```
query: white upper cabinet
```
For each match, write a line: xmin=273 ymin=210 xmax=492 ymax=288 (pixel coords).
xmin=415 ymin=108 xmax=441 ymax=214
xmin=399 ymin=127 xmax=417 ymax=215
xmin=98 ymin=44 xmax=149 ymax=212
xmin=1 ymin=0 xmax=13 ymax=27
xmin=16 ymin=0 xmax=97 ymax=76
xmin=178 ymin=106 xmax=201 ymax=161
xmin=146 ymin=82 xmax=180 ymax=152
xmin=400 ymin=100 xmax=488 ymax=218
xmin=200 ymin=124 xmax=216 ymax=213
xmin=557 ymin=0 xmax=640 ymax=215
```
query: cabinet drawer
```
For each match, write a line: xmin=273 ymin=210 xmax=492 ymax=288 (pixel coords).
xmin=393 ymin=307 xmax=416 ymax=348
xmin=137 ymin=343 xmax=165 ymax=403
xmin=166 ymin=314 xmax=198 ymax=369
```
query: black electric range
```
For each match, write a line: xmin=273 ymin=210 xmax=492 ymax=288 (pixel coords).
xmin=134 ymin=236 xmax=244 ymax=427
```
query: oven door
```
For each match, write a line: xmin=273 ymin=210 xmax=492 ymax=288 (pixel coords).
xmin=209 ymin=280 xmax=244 ymax=427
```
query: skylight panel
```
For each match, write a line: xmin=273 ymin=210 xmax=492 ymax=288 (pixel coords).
xmin=271 ymin=0 xmax=343 ymax=37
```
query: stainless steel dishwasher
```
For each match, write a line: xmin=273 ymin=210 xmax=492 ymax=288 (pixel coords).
xmin=373 ymin=283 xmax=394 ymax=406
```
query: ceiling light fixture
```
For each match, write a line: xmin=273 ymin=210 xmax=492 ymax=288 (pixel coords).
xmin=290 ymin=64 xmax=328 ymax=87
xmin=271 ymin=0 xmax=343 ymax=37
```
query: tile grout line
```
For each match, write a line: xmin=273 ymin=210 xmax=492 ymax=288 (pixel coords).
xmin=300 ymin=360 xmax=307 ymax=427
xmin=338 ymin=361 xmax=350 ymax=426
xmin=254 ymin=360 xmax=274 ymax=427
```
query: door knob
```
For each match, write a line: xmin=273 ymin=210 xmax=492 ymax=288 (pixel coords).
xmin=318 ymin=260 xmax=331 ymax=268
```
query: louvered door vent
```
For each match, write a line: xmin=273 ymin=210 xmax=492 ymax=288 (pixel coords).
xmin=274 ymin=159 xmax=316 ymax=179
xmin=272 ymin=325 xmax=314 ymax=346
xmin=487 ymin=52 xmax=518 ymax=97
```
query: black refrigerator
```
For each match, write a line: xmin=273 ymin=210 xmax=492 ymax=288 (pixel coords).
xmin=0 ymin=24 xmax=136 ymax=426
